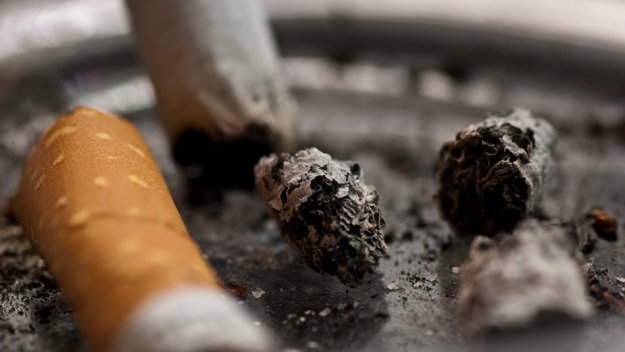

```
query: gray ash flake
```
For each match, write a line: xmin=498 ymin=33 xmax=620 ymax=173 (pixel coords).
xmin=458 ymin=219 xmax=592 ymax=337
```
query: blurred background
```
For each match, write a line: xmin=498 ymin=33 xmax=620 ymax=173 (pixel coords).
xmin=1 ymin=1 xmax=625 ymax=352
xmin=2 ymin=0 xmax=625 ymax=118
xmin=2 ymin=0 xmax=625 ymax=110
xmin=1 ymin=0 xmax=624 ymax=201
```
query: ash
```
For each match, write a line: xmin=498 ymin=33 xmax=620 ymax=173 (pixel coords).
xmin=437 ymin=108 xmax=557 ymax=237
xmin=458 ymin=219 xmax=593 ymax=337
xmin=254 ymin=148 xmax=388 ymax=286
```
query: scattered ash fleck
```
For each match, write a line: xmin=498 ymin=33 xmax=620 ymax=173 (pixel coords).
xmin=425 ymin=274 xmax=438 ymax=282
xmin=582 ymin=261 xmax=594 ymax=275
xmin=254 ymin=148 xmax=389 ymax=286
xmin=386 ymin=283 xmax=402 ymax=290
xmin=251 ymin=288 xmax=266 ymax=299
xmin=307 ymin=341 xmax=319 ymax=349
xmin=0 ymin=219 xmax=80 ymax=351
xmin=318 ymin=308 xmax=331 ymax=317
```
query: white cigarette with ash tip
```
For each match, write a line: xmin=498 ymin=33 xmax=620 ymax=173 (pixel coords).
xmin=125 ymin=0 xmax=297 ymax=186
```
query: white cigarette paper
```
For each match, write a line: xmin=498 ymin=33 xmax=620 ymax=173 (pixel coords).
xmin=125 ymin=0 xmax=297 ymax=185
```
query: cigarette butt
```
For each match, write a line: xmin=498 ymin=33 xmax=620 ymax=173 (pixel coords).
xmin=13 ymin=107 xmax=270 ymax=352
xmin=125 ymin=0 xmax=297 ymax=186
xmin=437 ymin=108 xmax=557 ymax=237
xmin=254 ymin=148 xmax=388 ymax=286
xmin=457 ymin=219 xmax=592 ymax=337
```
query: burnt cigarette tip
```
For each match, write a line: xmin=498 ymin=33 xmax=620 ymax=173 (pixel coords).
xmin=254 ymin=148 xmax=388 ymax=286
xmin=437 ymin=108 xmax=557 ymax=237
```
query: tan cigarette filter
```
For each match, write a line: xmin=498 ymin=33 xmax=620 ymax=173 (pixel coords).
xmin=13 ymin=107 xmax=270 ymax=352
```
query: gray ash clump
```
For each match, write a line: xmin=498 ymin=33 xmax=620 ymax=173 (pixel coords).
xmin=458 ymin=219 xmax=592 ymax=337
xmin=437 ymin=108 xmax=557 ymax=238
xmin=254 ymin=148 xmax=388 ymax=286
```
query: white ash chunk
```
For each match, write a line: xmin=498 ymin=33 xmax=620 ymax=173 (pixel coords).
xmin=386 ymin=283 xmax=402 ymax=290
xmin=251 ymin=288 xmax=265 ymax=299
xmin=437 ymin=108 xmax=557 ymax=237
xmin=458 ymin=219 xmax=593 ymax=337
xmin=254 ymin=148 xmax=388 ymax=286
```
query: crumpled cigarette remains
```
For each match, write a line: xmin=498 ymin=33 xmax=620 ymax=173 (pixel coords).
xmin=437 ymin=108 xmax=557 ymax=237
xmin=254 ymin=148 xmax=388 ymax=286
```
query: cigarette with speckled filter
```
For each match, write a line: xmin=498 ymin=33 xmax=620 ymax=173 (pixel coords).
xmin=12 ymin=107 xmax=271 ymax=352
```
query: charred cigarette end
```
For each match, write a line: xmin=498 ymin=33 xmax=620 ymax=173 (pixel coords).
xmin=112 ymin=288 xmax=271 ymax=352
xmin=437 ymin=108 xmax=557 ymax=237
xmin=457 ymin=219 xmax=592 ymax=337
xmin=254 ymin=148 xmax=389 ymax=286
xmin=173 ymin=126 xmax=275 ymax=188
xmin=126 ymin=0 xmax=297 ymax=187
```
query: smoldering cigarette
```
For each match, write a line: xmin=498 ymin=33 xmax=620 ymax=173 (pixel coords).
xmin=437 ymin=108 xmax=557 ymax=237
xmin=254 ymin=148 xmax=389 ymax=286
xmin=457 ymin=219 xmax=592 ymax=337
xmin=125 ymin=0 xmax=297 ymax=186
xmin=13 ymin=107 xmax=271 ymax=352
